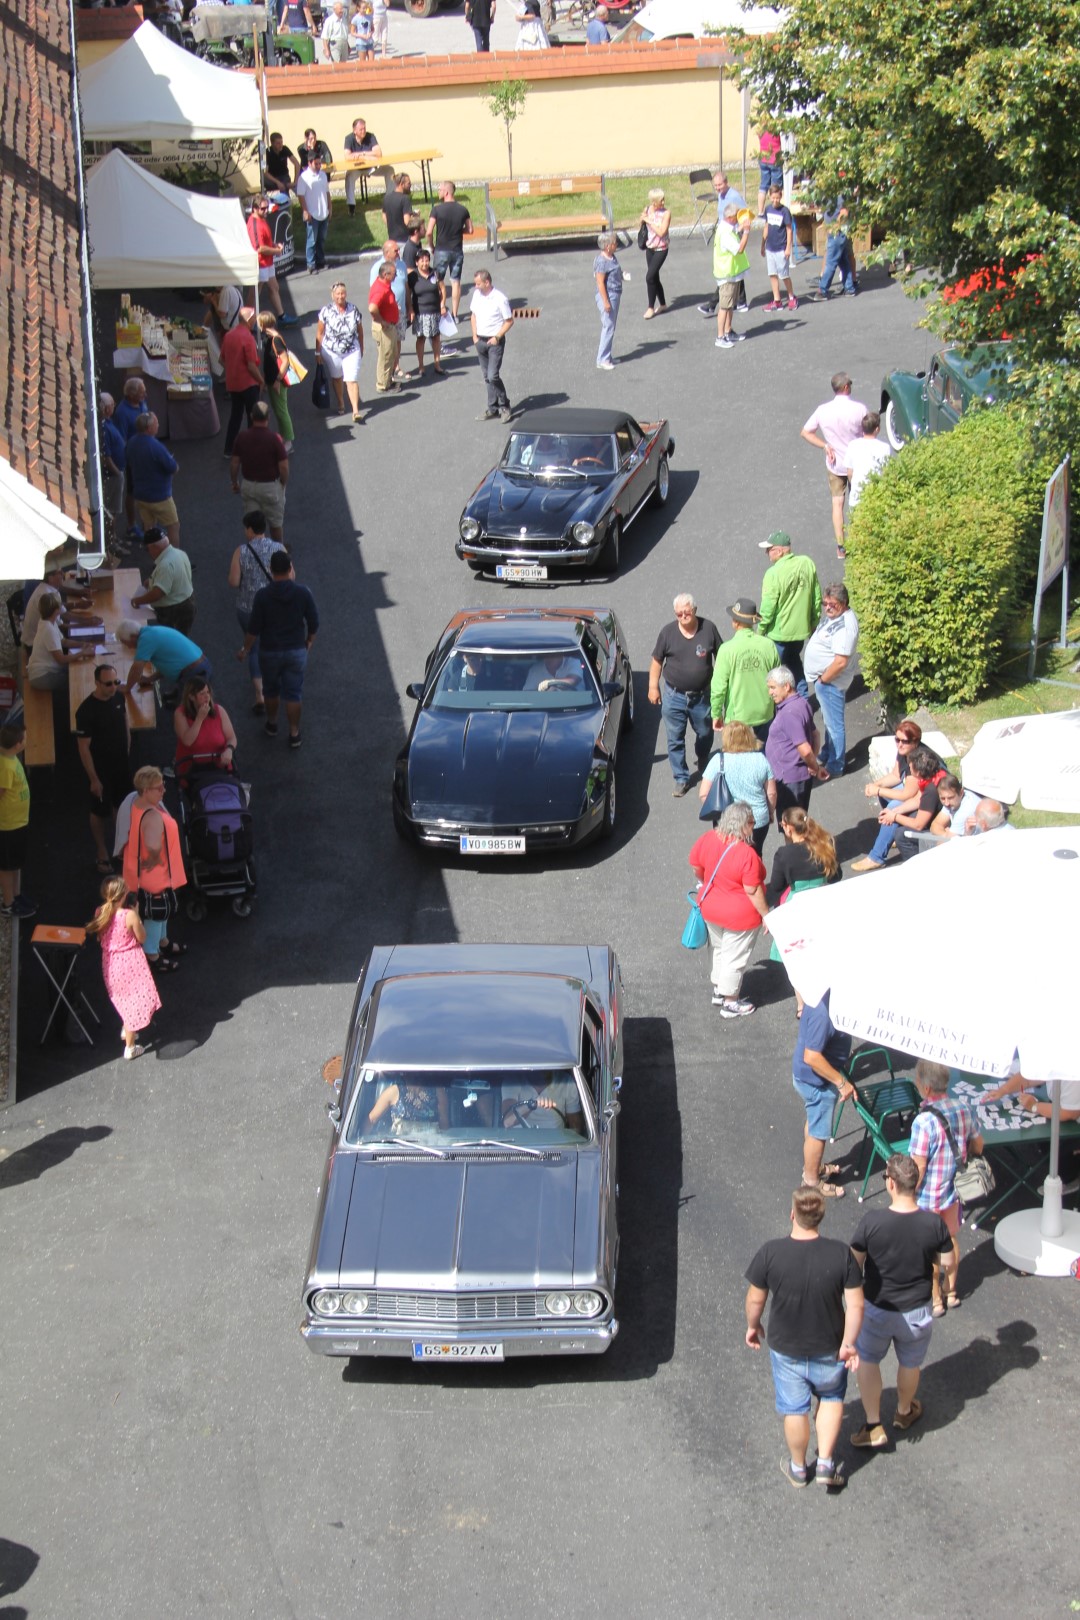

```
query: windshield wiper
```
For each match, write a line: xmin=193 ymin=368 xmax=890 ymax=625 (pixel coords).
xmin=361 ymin=1136 xmax=447 ymax=1158
xmin=449 ymin=1137 xmax=544 ymax=1157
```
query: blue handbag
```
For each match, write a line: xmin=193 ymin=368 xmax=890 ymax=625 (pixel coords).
xmin=681 ymin=843 xmax=734 ymax=950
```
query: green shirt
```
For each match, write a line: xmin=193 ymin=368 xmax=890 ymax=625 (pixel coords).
xmin=710 ymin=628 xmax=779 ymax=725
xmin=150 ymin=545 xmax=193 ymax=608
xmin=758 ymin=553 xmax=822 ymax=643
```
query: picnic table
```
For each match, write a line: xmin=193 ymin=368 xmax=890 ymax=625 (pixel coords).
xmin=66 ymin=568 xmax=156 ymax=733
xmin=328 ymin=148 xmax=441 ymax=203
xmin=949 ymin=1073 xmax=1080 ymax=1229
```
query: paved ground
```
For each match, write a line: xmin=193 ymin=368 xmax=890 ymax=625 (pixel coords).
xmin=2 ymin=241 xmax=1077 ymax=1619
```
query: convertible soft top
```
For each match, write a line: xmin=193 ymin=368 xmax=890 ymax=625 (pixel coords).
xmin=510 ymin=407 xmax=637 ymax=435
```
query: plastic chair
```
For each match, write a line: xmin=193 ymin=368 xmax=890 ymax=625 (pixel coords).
xmin=830 ymin=1041 xmax=896 ymax=1139
xmin=850 ymin=1078 xmax=920 ymax=1201
xmin=688 ymin=169 xmax=716 ymax=240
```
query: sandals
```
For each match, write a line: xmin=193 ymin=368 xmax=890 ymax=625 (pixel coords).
xmin=946 ymin=1292 xmax=962 ymax=1310
xmin=803 ymin=1177 xmax=845 ymax=1198
xmin=819 ymin=1162 xmax=841 ymax=1179
xmin=433 ymin=365 xmax=446 ymax=375
xmin=150 ymin=955 xmax=178 ymax=974
xmin=159 ymin=941 xmax=188 ymax=957
xmin=932 ymin=1301 xmax=946 ymax=1318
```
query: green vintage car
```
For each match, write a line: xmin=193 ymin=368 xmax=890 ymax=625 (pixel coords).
xmin=879 ymin=343 xmax=1013 ymax=451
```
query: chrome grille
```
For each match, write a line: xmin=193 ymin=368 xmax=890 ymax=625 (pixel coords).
xmin=367 ymin=1292 xmax=542 ymax=1323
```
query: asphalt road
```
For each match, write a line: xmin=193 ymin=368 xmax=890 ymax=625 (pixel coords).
xmin=2 ymin=242 xmax=1077 ymax=1620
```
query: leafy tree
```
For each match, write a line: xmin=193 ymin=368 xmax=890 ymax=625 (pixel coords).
xmin=481 ymin=78 xmax=529 ymax=180
xmin=736 ymin=0 xmax=1080 ymax=449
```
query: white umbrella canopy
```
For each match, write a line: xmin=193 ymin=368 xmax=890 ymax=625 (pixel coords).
xmin=0 ymin=459 xmax=84 ymax=579
xmin=79 ymin=20 xmax=262 ymax=143
xmin=767 ymin=827 xmax=1080 ymax=1273
xmin=960 ymin=710 xmax=1080 ymax=813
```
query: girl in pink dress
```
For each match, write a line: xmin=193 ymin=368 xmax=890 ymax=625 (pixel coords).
xmin=86 ymin=877 xmax=162 ymax=1060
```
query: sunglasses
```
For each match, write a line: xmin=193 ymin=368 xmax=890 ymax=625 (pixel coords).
xmin=99 ymin=679 xmax=119 ymax=687
xmin=895 ymin=736 xmax=913 ymax=744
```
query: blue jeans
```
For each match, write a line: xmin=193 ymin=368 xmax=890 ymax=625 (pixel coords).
xmin=661 ymin=683 xmax=713 ymax=785
xmin=815 ymin=679 xmax=847 ymax=775
xmin=819 ymin=232 xmax=857 ymax=294
xmin=305 ymin=216 xmax=328 ymax=270
xmin=237 ymin=608 xmax=261 ymax=682
xmin=260 ymin=646 xmax=308 ymax=703
xmin=768 ymin=1350 xmax=848 ymax=1416
xmin=772 ymin=640 xmax=807 ymax=698
xmin=596 ymin=294 xmax=620 ymax=366
xmin=867 ymin=817 xmax=926 ymax=864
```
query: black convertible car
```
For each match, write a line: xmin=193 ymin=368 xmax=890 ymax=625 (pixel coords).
xmin=392 ymin=607 xmax=633 ymax=854
xmin=456 ymin=406 xmax=674 ymax=580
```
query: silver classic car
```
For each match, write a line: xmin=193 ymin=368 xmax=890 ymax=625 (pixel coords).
xmin=302 ymin=943 xmax=624 ymax=1361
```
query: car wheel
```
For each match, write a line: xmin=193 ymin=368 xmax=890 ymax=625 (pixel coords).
xmin=406 ymin=0 xmax=438 ymax=14
xmin=650 ymin=454 xmax=670 ymax=508
xmin=884 ymin=399 xmax=907 ymax=452
xmin=622 ymin=662 xmax=635 ymax=731
xmin=598 ymin=518 xmax=620 ymax=576
xmin=600 ymin=764 xmax=616 ymax=839
xmin=392 ymin=798 xmax=411 ymax=841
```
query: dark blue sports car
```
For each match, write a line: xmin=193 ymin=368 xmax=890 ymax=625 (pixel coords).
xmin=392 ymin=607 xmax=633 ymax=854
xmin=456 ymin=406 xmax=674 ymax=581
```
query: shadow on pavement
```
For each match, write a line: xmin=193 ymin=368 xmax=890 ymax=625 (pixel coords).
xmin=0 ymin=1125 xmax=112 ymax=1191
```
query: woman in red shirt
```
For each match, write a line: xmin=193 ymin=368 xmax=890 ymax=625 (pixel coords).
xmin=174 ymin=679 xmax=237 ymax=782
xmin=688 ymin=801 xmax=769 ymax=1018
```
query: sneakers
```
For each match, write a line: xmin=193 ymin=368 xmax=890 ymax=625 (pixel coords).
xmin=697 ymin=302 xmax=717 ymax=317
xmin=814 ymin=1457 xmax=846 ymax=1490
xmin=278 ymin=313 xmax=298 ymax=327
xmin=892 ymin=1398 xmax=923 ymax=1432
xmin=264 ymin=721 xmax=279 ymax=738
xmin=2 ymin=895 xmax=38 ymax=919
xmin=780 ymin=1458 xmax=808 ymax=1489
xmin=597 ymin=361 xmax=615 ymax=371
xmin=672 ymin=781 xmax=692 ymax=797
xmin=476 ymin=409 xmax=499 ymax=421
xmin=729 ymin=331 xmax=746 ymax=342
xmin=735 ymin=301 xmax=749 ymax=313
xmin=762 ymin=300 xmax=782 ymax=311
xmin=787 ymin=296 xmax=799 ymax=310
xmin=808 ymin=290 xmax=830 ymax=303
xmin=123 ymin=1043 xmax=148 ymax=1062
xmin=498 ymin=407 xmax=513 ymax=422
xmin=714 ymin=336 xmax=734 ymax=349
xmin=714 ymin=996 xmax=754 ymax=1018
xmin=288 ymin=733 xmax=303 ymax=750
xmin=851 ymin=1422 xmax=888 ymax=1449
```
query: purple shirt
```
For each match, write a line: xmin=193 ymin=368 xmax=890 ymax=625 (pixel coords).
xmin=765 ymin=692 xmax=816 ymax=781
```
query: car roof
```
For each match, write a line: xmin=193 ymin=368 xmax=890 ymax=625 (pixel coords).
xmin=510 ymin=407 xmax=634 ymax=435
xmin=445 ymin=607 xmax=612 ymax=651
xmin=365 ymin=971 xmax=585 ymax=1067
xmin=939 ymin=343 xmax=1013 ymax=388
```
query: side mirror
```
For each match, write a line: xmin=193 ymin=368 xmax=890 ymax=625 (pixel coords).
xmin=327 ymin=1102 xmax=341 ymax=1126
xmin=405 ymin=682 xmax=425 ymax=701
xmin=601 ymin=681 xmax=624 ymax=702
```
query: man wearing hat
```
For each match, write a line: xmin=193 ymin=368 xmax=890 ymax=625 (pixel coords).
xmin=757 ymin=532 xmax=822 ymax=697
xmin=711 ymin=600 xmax=779 ymax=741
xmin=131 ymin=528 xmax=196 ymax=636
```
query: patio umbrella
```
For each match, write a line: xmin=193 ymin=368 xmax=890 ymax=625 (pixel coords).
xmin=766 ymin=826 xmax=1080 ymax=1274
xmin=960 ymin=710 xmax=1080 ymax=813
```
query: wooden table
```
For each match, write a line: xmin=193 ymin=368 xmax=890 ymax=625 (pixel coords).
xmin=329 ymin=148 xmax=442 ymax=203
xmin=66 ymin=567 xmax=157 ymax=733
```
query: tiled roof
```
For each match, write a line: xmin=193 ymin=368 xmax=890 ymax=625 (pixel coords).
xmin=0 ymin=0 xmax=93 ymax=549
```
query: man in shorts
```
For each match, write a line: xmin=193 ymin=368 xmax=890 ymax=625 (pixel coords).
xmin=125 ymin=413 xmax=180 ymax=546
xmin=849 ymin=1153 xmax=953 ymax=1447
xmin=712 ymin=206 xmax=751 ymax=350
xmin=239 ymin=550 xmax=319 ymax=750
xmin=800 ymin=372 xmax=868 ymax=558
xmin=0 ymin=722 xmax=36 ymax=918
xmin=793 ymin=992 xmax=856 ymax=1195
xmin=426 ymin=181 xmax=474 ymax=321
xmin=745 ymin=1183 xmax=864 ymax=1489
xmin=75 ymin=664 xmax=131 ymax=875
xmin=760 ymin=184 xmax=797 ymax=312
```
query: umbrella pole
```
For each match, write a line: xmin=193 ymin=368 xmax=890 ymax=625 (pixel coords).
xmin=1041 ymin=1087 xmax=1064 ymax=1240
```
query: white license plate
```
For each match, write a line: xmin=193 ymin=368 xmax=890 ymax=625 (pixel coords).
xmin=460 ymin=834 xmax=526 ymax=854
xmin=412 ymin=1341 xmax=504 ymax=1361
xmin=496 ymin=563 xmax=548 ymax=582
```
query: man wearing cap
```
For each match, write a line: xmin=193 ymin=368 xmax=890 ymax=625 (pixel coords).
xmin=296 ymin=152 xmax=331 ymax=275
xmin=220 ymin=308 xmax=264 ymax=457
xmin=648 ymin=593 xmax=723 ymax=796
xmin=131 ymin=529 xmax=196 ymax=636
xmin=757 ymin=532 xmax=822 ymax=697
xmin=711 ymin=600 xmax=779 ymax=741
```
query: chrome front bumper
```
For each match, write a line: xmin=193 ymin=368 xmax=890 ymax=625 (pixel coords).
xmin=301 ymin=1317 xmax=618 ymax=1357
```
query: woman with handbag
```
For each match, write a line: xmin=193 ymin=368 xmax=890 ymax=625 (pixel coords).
xmin=315 ymin=281 xmax=365 ymax=423
xmin=909 ymin=1061 xmax=985 ymax=1316
xmin=257 ymin=311 xmax=295 ymax=454
xmin=698 ymin=722 xmax=775 ymax=852
xmin=86 ymin=876 xmax=161 ymax=1062
xmin=120 ymin=766 xmax=188 ymax=976
xmin=639 ymin=188 xmax=670 ymax=318
xmin=687 ymin=801 xmax=769 ymax=1018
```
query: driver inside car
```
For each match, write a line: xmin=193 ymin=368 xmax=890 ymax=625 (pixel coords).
xmin=524 ymin=653 xmax=584 ymax=692
xmin=572 ymin=436 xmax=614 ymax=469
xmin=500 ymin=1075 xmax=584 ymax=1134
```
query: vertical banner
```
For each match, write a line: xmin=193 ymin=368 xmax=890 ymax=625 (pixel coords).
xmin=1028 ymin=454 xmax=1070 ymax=679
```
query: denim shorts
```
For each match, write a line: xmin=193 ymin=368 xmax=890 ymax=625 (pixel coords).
xmin=434 ymin=249 xmax=464 ymax=284
xmin=260 ymin=646 xmax=307 ymax=703
xmin=759 ymin=161 xmax=784 ymax=190
xmin=856 ymin=1299 xmax=934 ymax=1369
xmin=769 ymin=1349 xmax=848 ymax=1415
xmin=793 ymin=1073 xmax=836 ymax=1141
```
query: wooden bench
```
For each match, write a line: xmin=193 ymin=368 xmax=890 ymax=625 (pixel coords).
xmin=19 ymin=650 xmax=56 ymax=768
xmin=484 ymin=175 xmax=613 ymax=257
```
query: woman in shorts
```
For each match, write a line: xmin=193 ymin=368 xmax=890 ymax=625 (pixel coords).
xmin=315 ymin=281 xmax=365 ymax=423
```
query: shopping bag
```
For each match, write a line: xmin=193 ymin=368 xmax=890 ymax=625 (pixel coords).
xmin=311 ymin=359 xmax=330 ymax=410
xmin=283 ymin=349 xmax=308 ymax=388
xmin=681 ymin=892 xmax=708 ymax=950
xmin=438 ymin=313 xmax=458 ymax=341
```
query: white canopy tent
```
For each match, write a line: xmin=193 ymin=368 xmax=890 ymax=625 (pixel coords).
xmin=79 ymin=20 xmax=261 ymax=143
xmin=0 ymin=460 xmax=84 ymax=579
xmin=86 ymin=149 xmax=258 ymax=288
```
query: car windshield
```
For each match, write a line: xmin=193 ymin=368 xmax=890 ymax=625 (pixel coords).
xmin=427 ymin=649 xmax=600 ymax=713
xmin=345 ymin=1067 xmax=591 ymax=1147
xmin=502 ymin=432 xmax=617 ymax=477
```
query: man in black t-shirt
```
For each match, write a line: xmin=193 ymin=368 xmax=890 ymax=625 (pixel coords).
xmin=648 ymin=592 xmax=722 ymax=795
xmin=75 ymin=664 xmax=131 ymax=873
xmin=849 ymin=1153 xmax=952 ymax=1449
xmin=382 ymin=174 xmax=420 ymax=245
xmin=342 ymin=118 xmax=393 ymax=213
xmin=265 ymin=132 xmax=300 ymax=199
xmin=426 ymin=181 xmax=474 ymax=319
xmin=745 ymin=1184 xmax=863 ymax=1489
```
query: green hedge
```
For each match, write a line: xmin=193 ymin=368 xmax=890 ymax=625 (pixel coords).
xmin=847 ymin=409 xmax=1052 ymax=709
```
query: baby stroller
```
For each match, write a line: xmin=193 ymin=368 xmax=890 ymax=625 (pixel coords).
xmin=177 ymin=755 xmax=256 ymax=920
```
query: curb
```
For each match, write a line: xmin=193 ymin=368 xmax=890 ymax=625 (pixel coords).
xmin=3 ymin=914 xmax=18 ymax=1111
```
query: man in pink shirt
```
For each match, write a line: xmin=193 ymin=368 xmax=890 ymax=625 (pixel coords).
xmin=800 ymin=372 xmax=868 ymax=559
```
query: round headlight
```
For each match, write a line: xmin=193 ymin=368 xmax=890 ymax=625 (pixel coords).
xmin=459 ymin=516 xmax=481 ymax=542
xmin=312 ymin=1290 xmax=342 ymax=1315
xmin=545 ymin=1291 xmax=572 ymax=1316
xmin=342 ymin=1292 xmax=371 ymax=1316
xmin=573 ymin=1291 xmax=603 ymax=1317
xmin=571 ymin=522 xmax=596 ymax=546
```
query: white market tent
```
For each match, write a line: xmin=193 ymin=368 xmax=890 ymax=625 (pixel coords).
xmin=86 ymin=149 xmax=258 ymax=287
xmin=79 ymin=20 xmax=261 ymax=143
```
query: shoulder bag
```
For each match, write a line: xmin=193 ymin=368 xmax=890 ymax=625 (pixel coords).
xmin=636 ymin=220 xmax=649 ymax=250
xmin=273 ymin=333 xmax=307 ymax=389
xmin=681 ymin=841 xmax=735 ymax=950
xmin=698 ymin=757 xmax=733 ymax=822
xmin=925 ymin=1104 xmax=995 ymax=1205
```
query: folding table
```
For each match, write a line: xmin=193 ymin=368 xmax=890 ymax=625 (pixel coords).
xmin=31 ymin=925 xmax=102 ymax=1047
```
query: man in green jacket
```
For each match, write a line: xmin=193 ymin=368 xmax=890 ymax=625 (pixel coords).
xmin=711 ymin=598 xmax=779 ymax=742
xmin=757 ymin=531 xmax=822 ymax=696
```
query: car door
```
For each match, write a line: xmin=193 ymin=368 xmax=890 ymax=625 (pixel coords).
xmin=924 ymin=357 xmax=946 ymax=433
xmin=583 ymin=1000 xmax=618 ymax=1284
xmin=582 ymin=623 xmax=622 ymax=745
xmin=615 ymin=420 xmax=652 ymax=517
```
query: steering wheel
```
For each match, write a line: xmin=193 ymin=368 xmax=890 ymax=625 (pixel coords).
xmin=504 ymin=1097 xmax=567 ymax=1129
xmin=572 ymin=456 xmax=606 ymax=468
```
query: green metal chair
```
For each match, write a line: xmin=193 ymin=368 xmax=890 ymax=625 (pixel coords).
xmin=850 ymin=1077 xmax=921 ymax=1201
xmin=830 ymin=1043 xmax=896 ymax=1141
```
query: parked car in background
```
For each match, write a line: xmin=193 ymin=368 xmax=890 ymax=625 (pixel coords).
xmin=879 ymin=342 xmax=1013 ymax=451
xmin=301 ymin=943 xmax=625 ymax=1361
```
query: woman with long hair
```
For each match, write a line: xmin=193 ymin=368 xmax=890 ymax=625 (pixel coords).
xmin=86 ymin=875 xmax=161 ymax=1060
xmin=687 ymin=800 xmax=769 ymax=1018
xmin=766 ymin=806 xmax=841 ymax=1015
xmin=257 ymin=310 xmax=295 ymax=454
xmin=174 ymin=678 xmax=236 ymax=782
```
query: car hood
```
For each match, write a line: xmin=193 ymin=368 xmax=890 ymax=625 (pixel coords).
xmin=407 ymin=706 xmax=603 ymax=823
xmin=337 ymin=1154 xmax=585 ymax=1289
xmin=477 ymin=470 xmax=608 ymax=538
